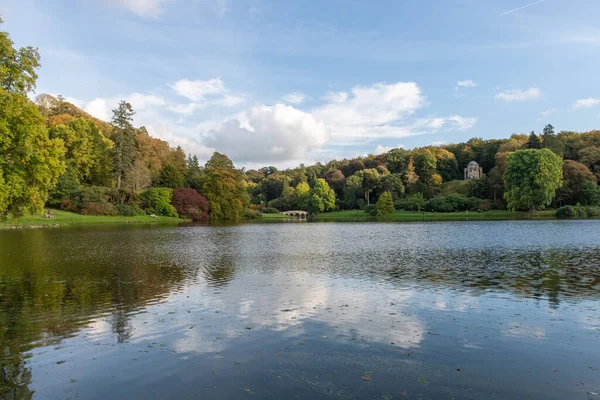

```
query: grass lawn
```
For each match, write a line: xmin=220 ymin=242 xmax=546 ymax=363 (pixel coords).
xmin=311 ymin=209 xmax=557 ymax=222
xmin=260 ymin=213 xmax=291 ymax=219
xmin=0 ymin=209 xmax=186 ymax=229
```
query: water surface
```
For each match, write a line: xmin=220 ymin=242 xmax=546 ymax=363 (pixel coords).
xmin=1 ymin=221 xmax=599 ymax=399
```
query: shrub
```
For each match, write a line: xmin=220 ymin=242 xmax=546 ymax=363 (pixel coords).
xmin=375 ymin=192 xmax=395 ymax=216
xmin=261 ymin=207 xmax=280 ymax=214
xmin=171 ymin=188 xmax=209 ymax=221
xmin=59 ymin=199 xmax=77 ymax=212
xmin=364 ymin=204 xmax=376 ymax=215
xmin=116 ymin=204 xmax=146 ymax=216
xmin=555 ymin=205 xmax=595 ymax=219
xmin=140 ymin=188 xmax=178 ymax=217
xmin=80 ymin=202 xmax=118 ymax=216
xmin=427 ymin=194 xmax=470 ymax=212
xmin=244 ymin=208 xmax=262 ymax=219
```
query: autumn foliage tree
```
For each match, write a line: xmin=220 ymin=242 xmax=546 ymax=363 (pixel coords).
xmin=171 ymin=188 xmax=209 ymax=221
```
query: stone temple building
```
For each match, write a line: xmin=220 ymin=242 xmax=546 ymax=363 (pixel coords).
xmin=464 ymin=161 xmax=483 ymax=180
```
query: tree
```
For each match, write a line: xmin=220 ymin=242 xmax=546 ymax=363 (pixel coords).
xmin=579 ymin=146 xmax=600 ymax=181
xmin=375 ymin=192 xmax=395 ymax=216
xmin=201 ymin=152 xmax=249 ymax=220
xmin=557 ymin=160 xmax=597 ymax=205
xmin=0 ymin=89 xmax=65 ymax=217
xmin=581 ymin=182 xmax=600 ymax=206
xmin=0 ymin=17 xmax=41 ymax=94
xmin=123 ymin=159 xmax=151 ymax=192
xmin=380 ymin=173 xmax=405 ymax=200
xmin=156 ymin=163 xmax=185 ymax=188
xmin=111 ymin=101 xmax=137 ymax=189
xmin=504 ymin=149 xmax=563 ymax=211
xmin=49 ymin=117 xmax=113 ymax=184
xmin=386 ymin=148 xmax=409 ymax=174
xmin=526 ymin=131 xmax=542 ymax=149
xmin=308 ymin=178 xmax=336 ymax=214
xmin=294 ymin=181 xmax=310 ymax=210
xmin=171 ymin=188 xmax=209 ymax=221
xmin=406 ymin=192 xmax=426 ymax=212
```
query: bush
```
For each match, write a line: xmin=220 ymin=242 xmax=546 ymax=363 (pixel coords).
xmin=244 ymin=208 xmax=262 ymax=219
xmin=71 ymin=186 xmax=116 ymax=207
xmin=427 ymin=193 xmax=470 ymax=212
xmin=375 ymin=192 xmax=395 ymax=216
xmin=59 ymin=199 xmax=77 ymax=212
xmin=116 ymin=204 xmax=146 ymax=216
xmin=80 ymin=202 xmax=118 ymax=216
xmin=555 ymin=205 xmax=600 ymax=219
xmin=140 ymin=188 xmax=178 ymax=217
xmin=171 ymin=188 xmax=209 ymax=221
xmin=261 ymin=207 xmax=280 ymax=214
xmin=364 ymin=204 xmax=376 ymax=215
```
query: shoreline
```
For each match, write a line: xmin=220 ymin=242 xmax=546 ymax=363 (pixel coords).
xmin=263 ymin=209 xmax=560 ymax=222
xmin=0 ymin=210 xmax=188 ymax=230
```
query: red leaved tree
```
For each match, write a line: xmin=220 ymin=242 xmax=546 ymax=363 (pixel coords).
xmin=171 ymin=188 xmax=209 ymax=221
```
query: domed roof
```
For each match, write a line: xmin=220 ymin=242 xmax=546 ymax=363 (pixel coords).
xmin=468 ymin=161 xmax=479 ymax=167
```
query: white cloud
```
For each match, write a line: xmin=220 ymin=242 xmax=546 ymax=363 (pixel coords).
xmin=282 ymin=91 xmax=307 ymax=104
xmin=322 ymin=91 xmax=349 ymax=103
xmin=83 ymin=93 xmax=166 ymax=121
xmin=313 ymin=82 xmax=426 ymax=142
xmin=541 ymin=108 xmax=557 ymax=117
xmin=572 ymin=97 xmax=600 ymax=109
xmin=201 ymin=104 xmax=330 ymax=163
xmin=413 ymin=115 xmax=477 ymax=132
xmin=110 ymin=0 xmax=171 ymax=17
xmin=457 ymin=80 xmax=477 ymax=88
xmin=169 ymin=78 xmax=226 ymax=101
xmin=495 ymin=88 xmax=542 ymax=102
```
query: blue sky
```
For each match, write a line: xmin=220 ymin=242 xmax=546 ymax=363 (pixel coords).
xmin=2 ymin=0 xmax=600 ymax=168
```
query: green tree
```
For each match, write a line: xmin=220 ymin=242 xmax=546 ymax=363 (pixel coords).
xmin=557 ymin=160 xmax=597 ymax=205
xmin=111 ymin=101 xmax=137 ymax=189
xmin=375 ymin=192 xmax=395 ymax=216
xmin=156 ymin=163 xmax=185 ymax=188
xmin=308 ymin=178 xmax=335 ymax=214
xmin=0 ymin=17 xmax=41 ymax=94
xmin=294 ymin=181 xmax=310 ymax=210
xmin=581 ymin=182 xmax=600 ymax=206
xmin=504 ymin=149 xmax=563 ymax=211
xmin=526 ymin=131 xmax=542 ymax=149
xmin=201 ymin=152 xmax=249 ymax=220
xmin=406 ymin=192 xmax=426 ymax=212
xmin=0 ymin=89 xmax=65 ymax=217
xmin=380 ymin=173 xmax=405 ymax=200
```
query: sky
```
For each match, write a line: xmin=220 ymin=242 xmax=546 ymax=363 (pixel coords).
xmin=2 ymin=0 xmax=600 ymax=169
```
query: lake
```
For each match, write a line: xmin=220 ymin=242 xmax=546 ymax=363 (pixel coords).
xmin=1 ymin=220 xmax=599 ymax=399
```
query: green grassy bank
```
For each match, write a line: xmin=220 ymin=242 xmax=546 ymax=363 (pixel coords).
xmin=0 ymin=210 xmax=186 ymax=229
xmin=267 ymin=209 xmax=556 ymax=222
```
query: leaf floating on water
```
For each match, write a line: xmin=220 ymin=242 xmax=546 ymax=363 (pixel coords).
xmin=56 ymin=360 xmax=66 ymax=365
xmin=243 ymin=388 xmax=253 ymax=393
xmin=362 ymin=371 xmax=373 ymax=381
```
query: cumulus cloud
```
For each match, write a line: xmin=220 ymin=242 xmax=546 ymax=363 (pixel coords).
xmin=495 ymin=88 xmax=542 ymax=102
xmin=457 ymin=80 xmax=477 ymax=88
xmin=282 ymin=91 xmax=307 ymax=104
xmin=83 ymin=93 xmax=166 ymax=121
xmin=110 ymin=0 xmax=171 ymax=17
xmin=313 ymin=82 xmax=426 ymax=142
xmin=322 ymin=91 xmax=349 ymax=103
xmin=201 ymin=104 xmax=330 ymax=163
xmin=572 ymin=97 xmax=600 ymax=109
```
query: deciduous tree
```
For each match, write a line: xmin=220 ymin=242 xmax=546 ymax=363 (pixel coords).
xmin=504 ymin=149 xmax=563 ymax=211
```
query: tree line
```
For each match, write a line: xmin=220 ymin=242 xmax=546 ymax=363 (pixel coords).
xmin=2 ymin=16 xmax=600 ymax=220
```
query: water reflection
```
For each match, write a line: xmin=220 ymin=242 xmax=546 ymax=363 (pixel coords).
xmin=0 ymin=221 xmax=599 ymax=399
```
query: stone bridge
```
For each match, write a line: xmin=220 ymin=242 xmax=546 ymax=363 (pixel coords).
xmin=282 ymin=210 xmax=309 ymax=219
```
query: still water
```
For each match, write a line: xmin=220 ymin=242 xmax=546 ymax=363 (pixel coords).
xmin=1 ymin=221 xmax=599 ymax=399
